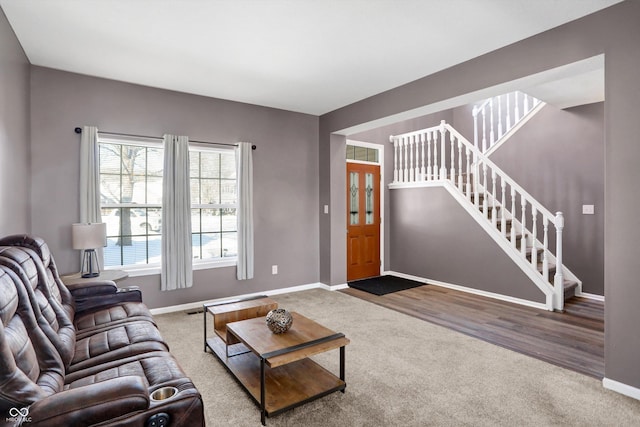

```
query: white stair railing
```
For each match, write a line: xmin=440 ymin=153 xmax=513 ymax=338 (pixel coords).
xmin=473 ymin=91 xmax=542 ymax=154
xmin=390 ymin=120 xmax=570 ymax=311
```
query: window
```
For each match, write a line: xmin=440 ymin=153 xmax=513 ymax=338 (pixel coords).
xmin=100 ymin=141 xmax=164 ymax=267
xmin=190 ymin=148 xmax=237 ymax=261
xmin=99 ymin=137 xmax=237 ymax=268
xmin=346 ymin=144 xmax=378 ymax=162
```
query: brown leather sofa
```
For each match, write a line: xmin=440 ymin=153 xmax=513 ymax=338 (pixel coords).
xmin=0 ymin=235 xmax=204 ymax=426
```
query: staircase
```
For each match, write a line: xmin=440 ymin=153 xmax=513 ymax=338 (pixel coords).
xmin=389 ymin=93 xmax=581 ymax=311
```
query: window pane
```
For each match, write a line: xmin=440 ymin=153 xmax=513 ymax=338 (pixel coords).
xmin=147 ymin=148 xmax=163 ymax=176
xmin=220 ymin=152 xmax=236 ymax=179
xmin=354 ymin=146 xmax=367 ymax=161
xmin=201 ymin=152 xmax=219 ymax=178
xmin=222 ymin=232 xmax=237 ymax=257
xmin=192 ymin=233 xmax=202 ymax=260
xmin=101 ymin=174 xmax=121 ymax=204
xmin=147 ymin=176 xmax=163 ymax=205
xmin=100 ymin=144 xmax=121 ymax=174
xmin=201 ymin=233 xmax=221 ymax=258
xmin=201 ymin=208 xmax=220 ymax=232
xmin=189 ymin=152 xmax=200 ymax=177
xmin=365 ymin=173 xmax=374 ymax=225
xmin=221 ymin=209 xmax=237 ymax=232
xmin=190 ymin=179 xmax=201 ymax=205
xmin=350 ymin=172 xmax=359 ymax=225
xmin=220 ymin=180 xmax=236 ymax=204
xmin=201 ymin=179 xmax=219 ymax=204
xmin=191 ymin=209 xmax=201 ymax=233
xmin=128 ymin=175 xmax=147 ymax=204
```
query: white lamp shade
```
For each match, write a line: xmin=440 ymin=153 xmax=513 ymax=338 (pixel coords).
xmin=72 ymin=223 xmax=106 ymax=250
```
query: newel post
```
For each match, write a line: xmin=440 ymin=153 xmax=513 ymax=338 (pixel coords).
xmin=554 ymin=212 xmax=565 ymax=311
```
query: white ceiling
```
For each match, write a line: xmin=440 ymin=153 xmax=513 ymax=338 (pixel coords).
xmin=0 ymin=0 xmax=619 ymax=115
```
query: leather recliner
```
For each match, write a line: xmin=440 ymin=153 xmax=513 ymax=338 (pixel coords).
xmin=0 ymin=235 xmax=204 ymax=426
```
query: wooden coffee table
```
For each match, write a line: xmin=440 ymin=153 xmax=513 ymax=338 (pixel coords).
xmin=206 ymin=311 xmax=350 ymax=425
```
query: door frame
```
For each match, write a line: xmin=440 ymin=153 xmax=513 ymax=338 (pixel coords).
xmin=345 ymin=139 xmax=384 ymax=278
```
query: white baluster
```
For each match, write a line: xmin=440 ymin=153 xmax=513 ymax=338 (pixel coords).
xmin=450 ymin=133 xmax=456 ymax=182
xmin=405 ymin=137 xmax=411 ymax=183
xmin=515 ymin=91 xmax=520 ymax=122
xmin=465 ymin=146 xmax=471 ymax=199
xmin=439 ymin=121 xmax=446 ymax=180
xmin=554 ymin=212 xmax=565 ymax=311
xmin=506 ymin=92 xmax=512 ymax=131
xmin=501 ymin=180 xmax=507 ymax=237
xmin=524 ymin=93 xmax=529 ymax=114
xmin=491 ymin=170 xmax=497 ymax=227
xmin=481 ymin=108 xmax=487 ymax=153
xmin=432 ymin=130 xmax=438 ymax=180
xmin=474 ymin=161 xmax=479 ymax=208
xmin=520 ymin=197 xmax=527 ymax=257
xmin=457 ymin=139 xmax=463 ymax=191
xmin=426 ymin=131 xmax=432 ymax=181
xmin=510 ymin=188 xmax=516 ymax=247
xmin=420 ymin=133 xmax=425 ymax=181
xmin=408 ymin=135 xmax=414 ymax=182
xmin=393 ymin=138 xmax=398 ymax=183
xmin=489 ymin=99 xmax=495 ymax=147
xmin=482 ymin=164 xmax=488 ymax=219
xmin=414 ymin=135 xmax=419 ymax=181
xmin=531 ymin=206 xmax=538 ymax=269
xmin=473 ymin=106 xmax=479 ymax=153
xmin=542 ymin=216 xmax=549 ymax=283
xmin=497 ymin=95 xmax=503 ymax=139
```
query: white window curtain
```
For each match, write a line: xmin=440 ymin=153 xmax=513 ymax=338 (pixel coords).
xmin=79 ymin=126 xmax=104 ymax=269
xmin=161 ymin=134 xmax=193 ymax=291
xmin=236 ymin=142 xmax=254 ymax=280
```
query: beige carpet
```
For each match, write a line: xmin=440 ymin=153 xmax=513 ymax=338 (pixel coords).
xmin=155 ymin=289 xmax=640 ymax=426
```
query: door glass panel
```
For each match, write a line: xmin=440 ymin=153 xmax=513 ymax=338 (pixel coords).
xmin=350 ymin=172 xmax=359 ymax=225
xmin=365 ymin=173 xmax=374 ymax=224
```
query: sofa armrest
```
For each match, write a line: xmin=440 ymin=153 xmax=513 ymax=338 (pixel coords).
xmin=66 ymin=280 xmax=119 ymax=297
xmin=74 ymin=287 xmax=143 ymax=315
xmin=27 ymin=376 xmax=149 ymax=427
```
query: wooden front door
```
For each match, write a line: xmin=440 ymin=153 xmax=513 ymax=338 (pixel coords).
xmin=346 ymin=162 xmax=380 ymax=281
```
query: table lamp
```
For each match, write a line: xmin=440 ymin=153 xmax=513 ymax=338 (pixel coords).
xmin=72 ymin=223 xmax=107 ymax=278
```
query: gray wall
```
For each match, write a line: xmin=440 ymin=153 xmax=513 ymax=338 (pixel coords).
xmin=30 ymin=67 xmax=319 ymax=309
xmin=319 ymin=1 xmax=640 ymax=391
xmin=390 ymin=187 xmax=544 ymax=303
xmin=0 ymin=9 xmax=30 ymax=234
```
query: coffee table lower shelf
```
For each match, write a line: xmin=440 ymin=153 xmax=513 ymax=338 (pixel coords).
xmin=206 ymin=336 xmax=346 ymax=421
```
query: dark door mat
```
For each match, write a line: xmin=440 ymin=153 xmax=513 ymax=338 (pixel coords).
xmin=348 ymin=275 xmax=425 ymax=296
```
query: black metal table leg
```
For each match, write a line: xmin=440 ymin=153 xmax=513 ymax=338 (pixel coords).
xmin=203 ymin=305 xmax=207 ymax=352
xmin=261 ymin=357 xmax=266 ymax=425
xmin=340 ymin=345 xmax=346 ymax=393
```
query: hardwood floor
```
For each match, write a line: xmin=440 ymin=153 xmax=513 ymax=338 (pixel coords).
xmin=340 ymin=284 xmax=604 ymax=378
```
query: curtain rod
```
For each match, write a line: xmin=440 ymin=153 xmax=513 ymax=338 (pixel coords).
xmin=74 ymin=127 xmax=256 ymax=150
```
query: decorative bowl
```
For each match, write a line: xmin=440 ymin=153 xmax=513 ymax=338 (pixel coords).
xmin=266 ymin=308 xmax=293 ymax=334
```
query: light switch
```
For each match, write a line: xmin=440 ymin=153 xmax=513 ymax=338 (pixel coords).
xmin=324 ymin=205 xmax=329 ymax=214
xmin=582 ymin=204 xmax=595 ymax=215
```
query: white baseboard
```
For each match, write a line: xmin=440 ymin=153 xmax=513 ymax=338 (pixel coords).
xmin=383 ymin=270 xmax=549 ymax=311
xmin=603 ymin=377 xmax=640 ymax=401
xmin=576 ymin=291 xmax=605 ymax=302
xmin=149 ymin=282 xmax=342 ymax=315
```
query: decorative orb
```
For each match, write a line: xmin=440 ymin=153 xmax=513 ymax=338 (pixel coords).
xmin=266 ymin=309 xmax=293 ymax=334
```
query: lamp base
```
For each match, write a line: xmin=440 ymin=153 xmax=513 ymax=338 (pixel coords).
xmin=80 ymin=249 xmax=100 ymax=279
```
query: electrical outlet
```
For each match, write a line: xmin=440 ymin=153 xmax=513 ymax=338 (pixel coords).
xmin=272 ymin=265 xmax=278 ymax=275
xmin=582 ymin=204 xmax=595 ymax=215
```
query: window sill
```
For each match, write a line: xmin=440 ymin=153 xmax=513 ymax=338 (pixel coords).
xmin=106 ymin=258 xmax=237 ymax=278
